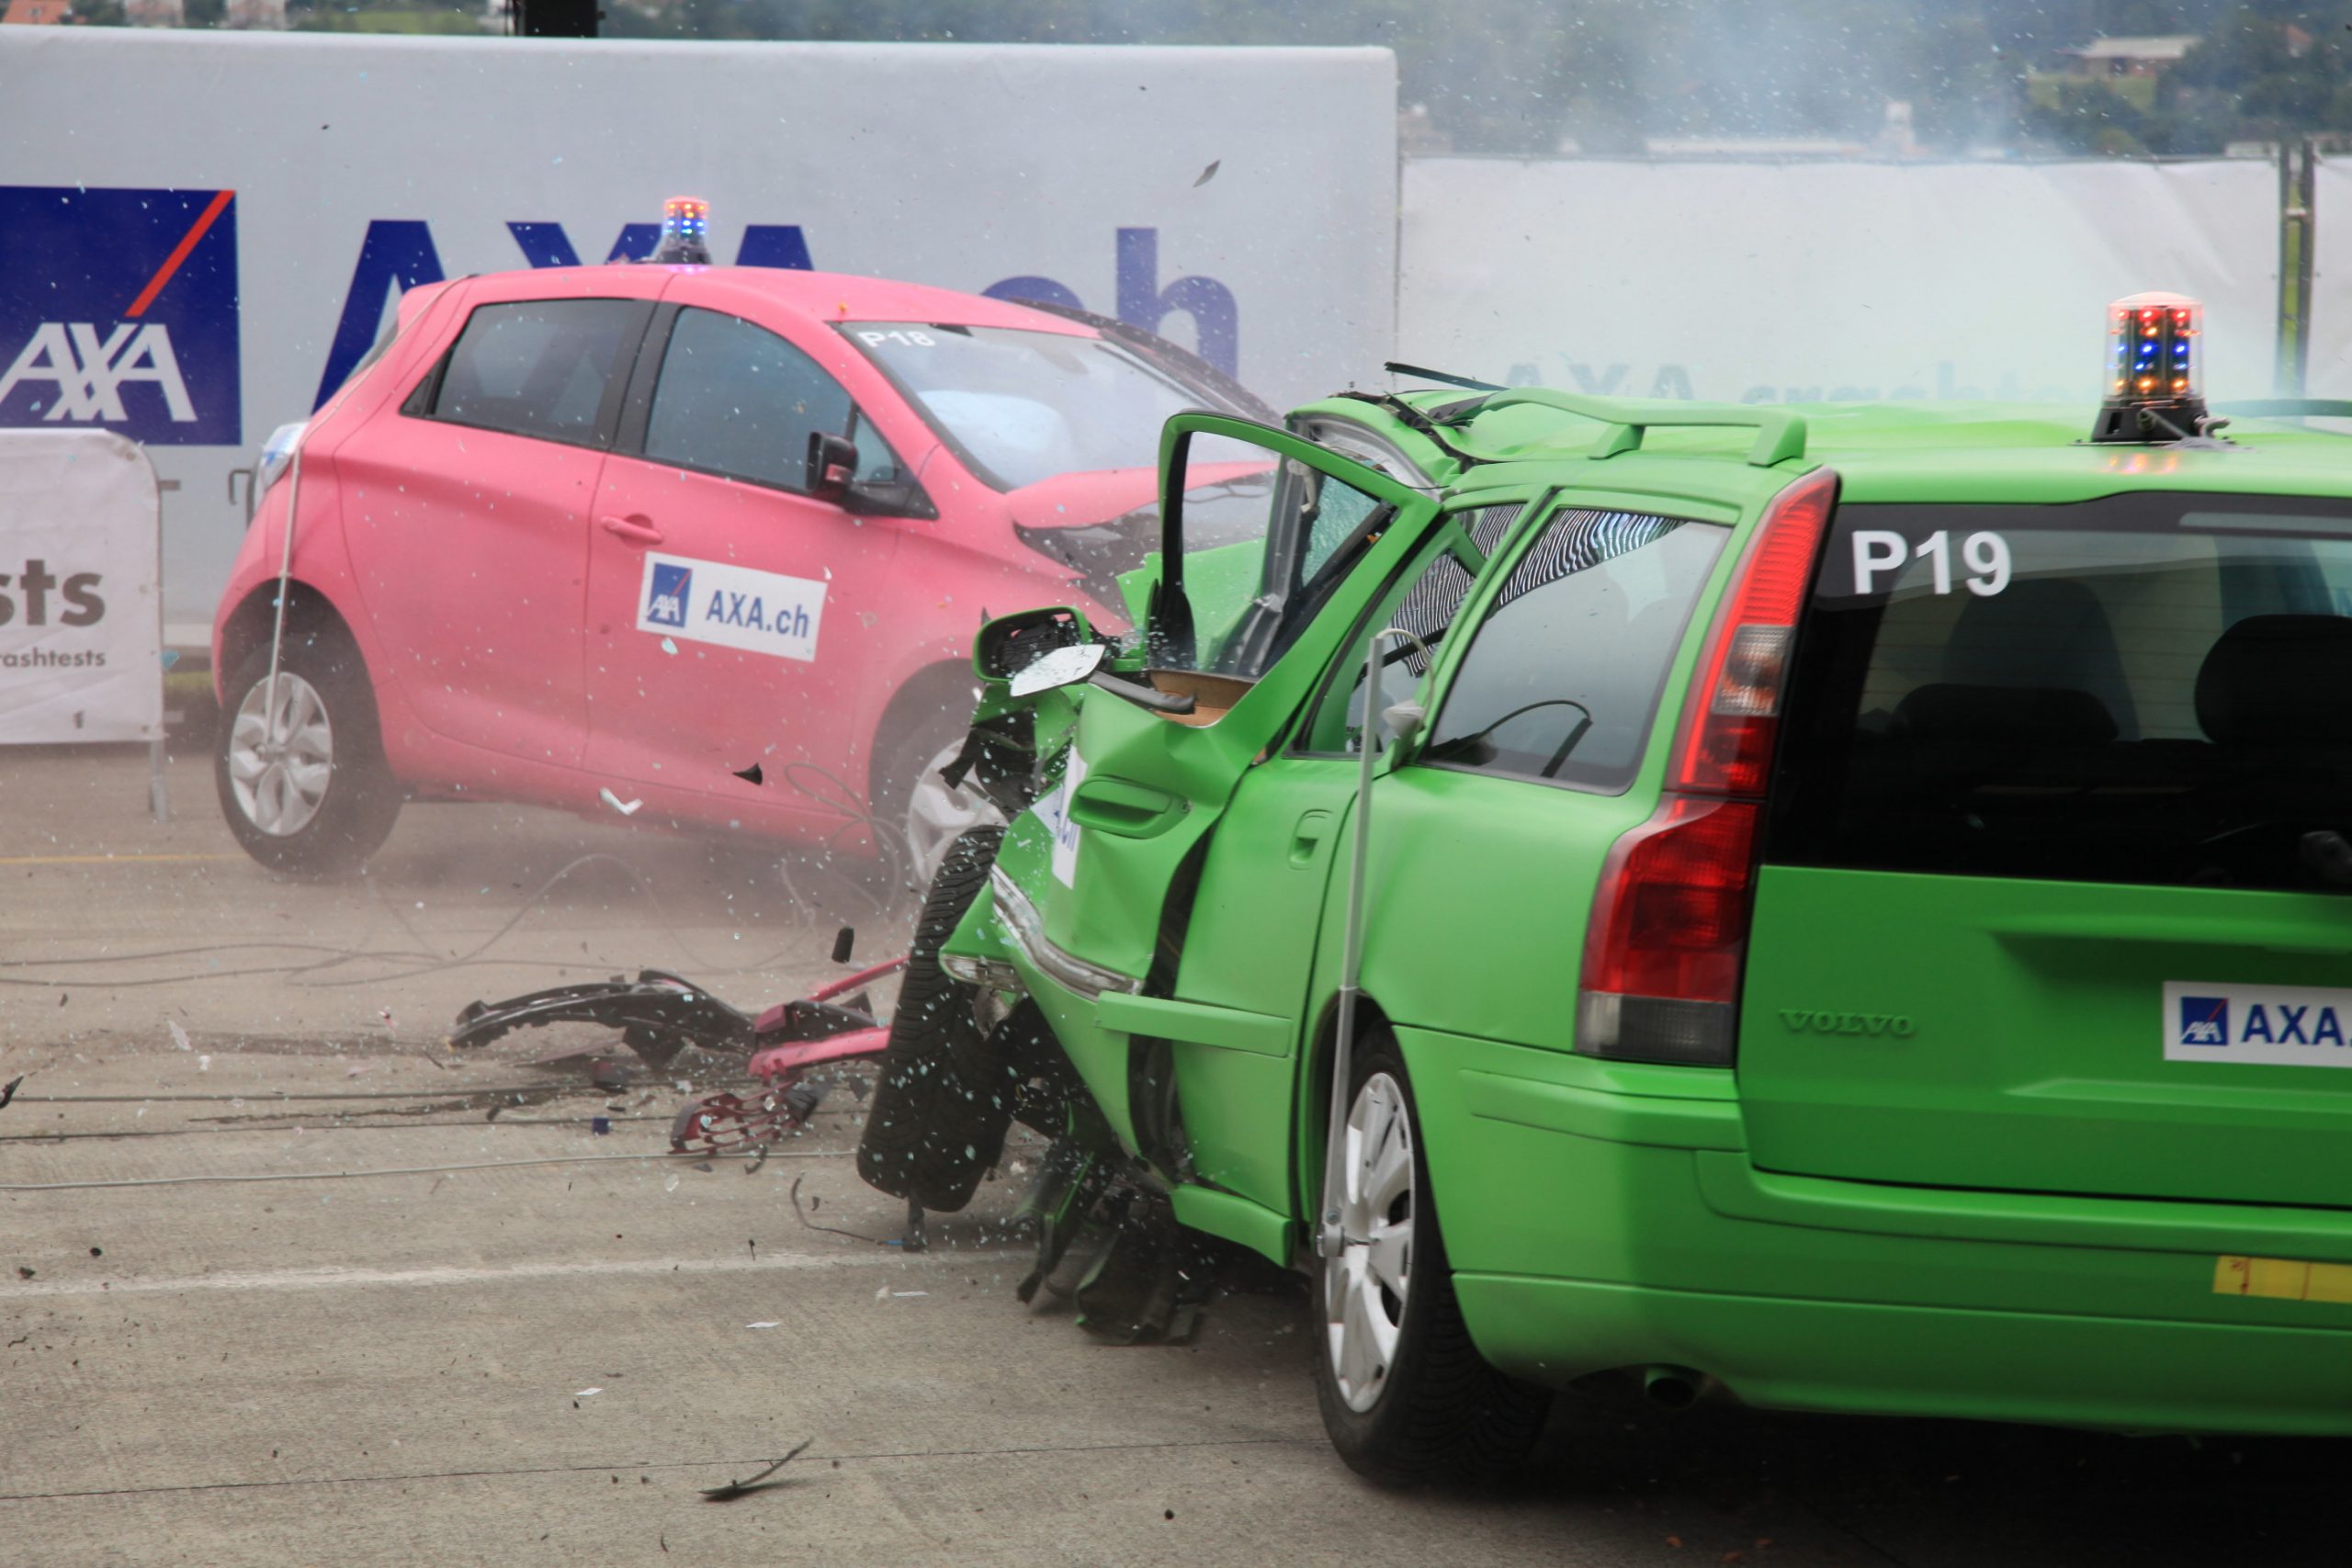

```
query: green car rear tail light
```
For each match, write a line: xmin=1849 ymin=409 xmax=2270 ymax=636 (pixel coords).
xmin=1576 ymin=467 xmax=1838 ymax=1066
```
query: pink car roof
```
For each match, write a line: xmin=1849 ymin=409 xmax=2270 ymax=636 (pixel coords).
xmin=472 ymin=263 xmax=1099 ymax=336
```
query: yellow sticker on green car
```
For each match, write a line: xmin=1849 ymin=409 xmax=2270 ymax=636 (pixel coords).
xmin=2215 ymin=1255 xmax=2352 ymax=1304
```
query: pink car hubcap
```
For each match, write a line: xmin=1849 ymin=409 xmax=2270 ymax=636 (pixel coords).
xmin=228 ymin=672 xmax=334 ymax=837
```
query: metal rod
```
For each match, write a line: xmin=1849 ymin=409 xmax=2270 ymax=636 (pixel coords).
xmin=149 ymin=473 xmax=169 ymax=823
xmin=260 ymin=446 xmax=302 ymax=752
xmin=1319 ymin=627 xmax=1426 ymax=1259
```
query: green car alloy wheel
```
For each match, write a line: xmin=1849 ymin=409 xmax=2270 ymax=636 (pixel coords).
xmin=1311 ymin=1032 xmax=1550 ymax=1482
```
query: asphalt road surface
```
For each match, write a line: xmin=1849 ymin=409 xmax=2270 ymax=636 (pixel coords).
xmin=4 ymin=747 xmax=2347 ymax=1567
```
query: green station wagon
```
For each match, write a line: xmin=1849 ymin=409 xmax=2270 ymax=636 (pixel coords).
xmin=854 ymin=316 xmax=2352 ymax=1479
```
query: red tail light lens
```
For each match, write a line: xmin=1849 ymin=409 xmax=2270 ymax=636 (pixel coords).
xmin=1576 ymin=797 xmax=1759 ymax=1064
xmin=1671 ymin=467 xmax=1838 ymax=795
xmin=1577 ymin=468 xmax=1836 ymax=1065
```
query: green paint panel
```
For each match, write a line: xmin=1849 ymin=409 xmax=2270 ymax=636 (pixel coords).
xmin=1170 ymin=1183 xmax=1294 ymax=1265
xmin=1741 ymin=866 xmax=2352 ymax=1210
xmin=1097 ymin=992 xmax=1291 ymax=1056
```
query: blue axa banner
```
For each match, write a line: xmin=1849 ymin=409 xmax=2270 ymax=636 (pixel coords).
xmin=0 ymin=186 xmax=240 ymax=446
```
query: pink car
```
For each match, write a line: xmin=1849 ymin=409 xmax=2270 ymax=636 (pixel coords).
xmin=209 ymin=261 xmax=1270 ymax=879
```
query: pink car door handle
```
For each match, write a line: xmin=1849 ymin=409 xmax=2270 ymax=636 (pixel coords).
xmin=599 ymin=514 xmax=665 ymax=547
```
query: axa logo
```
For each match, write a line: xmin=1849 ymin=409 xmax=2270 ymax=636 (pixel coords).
xmin=2177 ymin=993 xmax=2346 ymax=1049
xmin=2164 ymin=982 xmax=2352 ymax=1067
xmin=2177 ymin=995 xmax=2229 ymax=1047
xmin=1778 ymin=1010 xmax=1917 ymax=1039
xmin=705 ymin=590 xmax=812 ymax=638
xmin=0 ymin=186 xmax=241 ymax=446
xmin=645 ymin=562 xmax=692 ymax=628
xmin=0 ymin=323 xmax=196 ymax=424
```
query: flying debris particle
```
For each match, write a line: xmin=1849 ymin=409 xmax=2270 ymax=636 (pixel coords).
xmin=745 ymin=1321 xmax=780 ymax=1329
xmin=198 ymin=1055 xmax=211 ymax=1073
xmin=601 ymin=787 xmax=643 ymax=817
xmin=168 ymin=1020 xmax=191 ymax=1051
xmin=733 ymin=762 xmax=763 ymax=785
xmin=1193 ymin=160 xmax=1220 ymax=187
xmin=700 ymin=1438 xmax=813 ymax=1501
xmin=660 ymin=637 xmax=678 ymax=656
xmin=13 ymin=1267 xmax=31 ymax=1280
xmin=0 ymin=1076 xmax=20 ymax=1112
xmin=575 ymin=1387 xmax=603 ymax=1397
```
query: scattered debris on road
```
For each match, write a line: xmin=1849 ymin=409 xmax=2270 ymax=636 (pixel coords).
xmin=788 ymin=1175 xmax=899 ymax=1248
xmin=698 ymin=1437 xmax=812 ymax=1502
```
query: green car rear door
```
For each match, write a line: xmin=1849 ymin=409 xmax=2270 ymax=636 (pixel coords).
xmin=1743 ymin=491 xmax=2352 ymax=1209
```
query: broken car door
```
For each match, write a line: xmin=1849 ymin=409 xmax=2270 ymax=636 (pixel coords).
xmin=1161 ymin=497 xmax=1529 ymax=1244
xmin=1010 ymin=415 xmax=1442 ymax=1183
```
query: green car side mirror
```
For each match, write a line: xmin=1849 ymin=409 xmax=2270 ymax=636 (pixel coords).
xmin=973 ymin=604 xmax=1093 ymax=683
xmin=1010 ymin=642 xmax=1108 ymax=697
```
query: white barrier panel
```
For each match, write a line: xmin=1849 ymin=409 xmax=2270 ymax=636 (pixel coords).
xmin=0 ymin=430 xmax=163 ymax=746
xmin=0 ymin=31 xmax=1397 ymax=635
xmin=2303 ymin=158 xmax=2352 ymax=398
xmin=1401 ymin=158 xmax=2278 ymax=412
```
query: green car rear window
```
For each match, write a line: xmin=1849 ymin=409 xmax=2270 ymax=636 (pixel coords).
xmin=1769 ymin=494 xmax=2352 ymax=893
xmin=1422 ymin=510 xmax=1725 ymax=794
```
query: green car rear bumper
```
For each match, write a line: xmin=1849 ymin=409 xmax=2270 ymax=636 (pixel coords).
xmin=1400 ymin=1025 xmax=2352 ymax=1436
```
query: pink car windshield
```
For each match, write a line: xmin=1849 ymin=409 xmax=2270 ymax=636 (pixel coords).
xmin=844 ymin=321 xmax=1220 ymax=491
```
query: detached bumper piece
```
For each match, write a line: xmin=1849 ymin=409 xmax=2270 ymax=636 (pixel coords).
xmin=449 ymin=960 xmax=910 ymax=1157
xmin=1013 ymin=1144 xmax=1217 ymax=1346
xmin=449 ymin=969 xmax=760 ymax=1068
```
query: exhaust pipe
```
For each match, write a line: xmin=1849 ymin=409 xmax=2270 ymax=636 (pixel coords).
xmin=1642 ymin=1364 xmax=1703 ymax=1411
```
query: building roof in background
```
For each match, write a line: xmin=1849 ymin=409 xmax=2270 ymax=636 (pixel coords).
xmin=2 ymin=0 xmax=69 ymax=21
xmin=2059 ymin=35 xmax=2199 ymax=64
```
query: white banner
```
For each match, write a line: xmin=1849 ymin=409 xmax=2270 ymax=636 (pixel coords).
xmin=1401 ymin=157 xmax=2278 ymax=412
xmin=0 ymin=31 xmax=1398 ymax=637
xmin=0 ymin=429 xmax=163 ymax=744
xmin=2303 ymin=157 xmax=2352 ymax=399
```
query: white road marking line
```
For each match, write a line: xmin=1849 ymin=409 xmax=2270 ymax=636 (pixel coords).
xmin=0 ymin=1247 xmax=1004 ymax=1302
